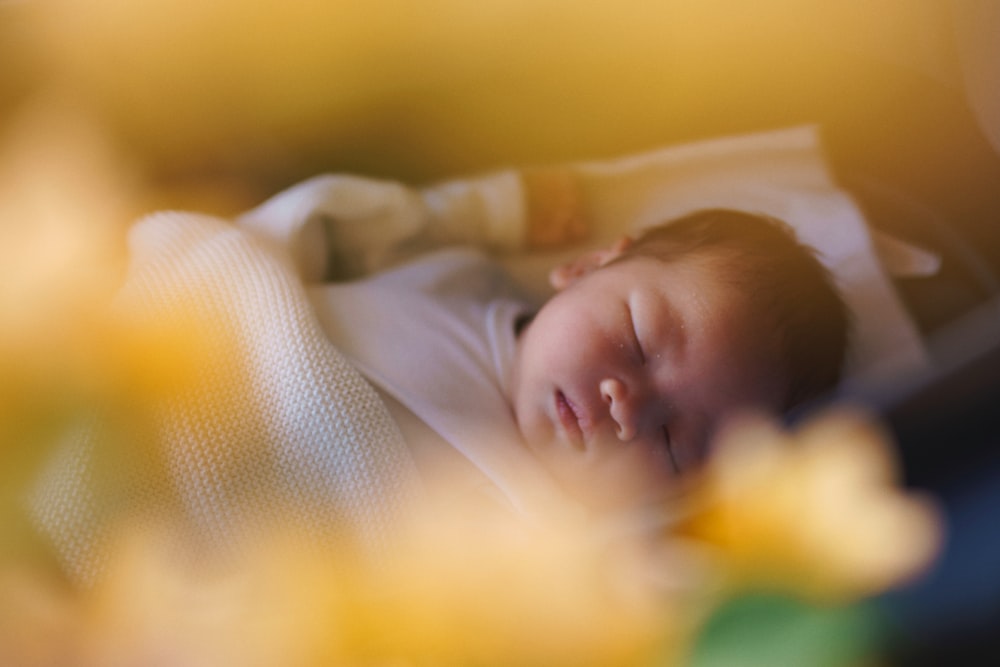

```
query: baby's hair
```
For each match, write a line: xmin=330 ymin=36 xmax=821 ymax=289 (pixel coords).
xmin=626 ymin=208 xmax=850 ymax=410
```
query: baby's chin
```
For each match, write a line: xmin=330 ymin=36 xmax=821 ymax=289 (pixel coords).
xmin=514 ymin=404 xmax=677 ymax=514
xmin=512 ymin=402 xmax=558 ymax=457
xmin=533 ymin=448 xmax=671 ymax=516
xmin=564 ymin=481 xmax=667 ymax=518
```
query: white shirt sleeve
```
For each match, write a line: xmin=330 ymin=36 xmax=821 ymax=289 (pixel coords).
xmin=237 ymin=171 xmax=528 ymax=282
xmin=420 ymin=169 xmax=528 ymax=252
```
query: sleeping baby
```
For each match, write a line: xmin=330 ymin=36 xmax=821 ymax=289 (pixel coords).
xmin=264 ymin=170 xmax=850 ymax=515
xmin=23 ymin=154 xmax=872 ymax=585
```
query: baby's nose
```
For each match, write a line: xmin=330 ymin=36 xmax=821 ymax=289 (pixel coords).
xmin=599 ymin=378 xmax=639 ymax=441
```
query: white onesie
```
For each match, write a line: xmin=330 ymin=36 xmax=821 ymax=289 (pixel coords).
xmin=306 ymin=248 xmax=567 ymax=514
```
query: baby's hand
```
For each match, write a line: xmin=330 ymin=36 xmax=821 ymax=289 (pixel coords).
xmin=523 ymin=167 xmax=588 ymax=248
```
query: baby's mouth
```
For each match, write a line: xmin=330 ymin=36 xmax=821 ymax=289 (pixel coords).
xmin=554 ymin=390 xmax=585 ymax=450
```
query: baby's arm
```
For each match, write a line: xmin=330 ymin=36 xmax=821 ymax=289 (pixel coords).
xmin=238 ymin=167 xmax=589 ymax=282
xmin=238 ymin=174 xmax=425 ymax=281
xmin=418 ymin=166 xmax=587 ymax=252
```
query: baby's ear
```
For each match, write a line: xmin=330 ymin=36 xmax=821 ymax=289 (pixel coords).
xmin=548 ymin=235 xmax=633 ymax=290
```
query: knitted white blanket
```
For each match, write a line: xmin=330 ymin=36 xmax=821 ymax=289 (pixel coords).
xmin=30 ymin=212 xmax=421 ymax=584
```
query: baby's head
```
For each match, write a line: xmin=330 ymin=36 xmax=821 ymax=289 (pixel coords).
xmin=509 ymin=209 xmax=849 ymax=511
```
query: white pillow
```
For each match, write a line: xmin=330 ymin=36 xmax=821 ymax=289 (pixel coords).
xmin=501 ymin=126 xmax=928 ymax=384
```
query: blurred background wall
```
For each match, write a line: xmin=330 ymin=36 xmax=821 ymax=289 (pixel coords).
xmin=1 ymin=0 xmax=998 ymax=262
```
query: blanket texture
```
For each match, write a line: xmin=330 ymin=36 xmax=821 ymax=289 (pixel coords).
xmin=30 ymin=212 xmax=421 ymax=584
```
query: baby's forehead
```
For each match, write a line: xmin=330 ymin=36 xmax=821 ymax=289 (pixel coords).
xmin=603 ymin=254 xmax=759 ymax=343
xmin=621 ymin=248 xmax=741 ymax=295
xmin=632 ymin=252 xmax=779 ymax=354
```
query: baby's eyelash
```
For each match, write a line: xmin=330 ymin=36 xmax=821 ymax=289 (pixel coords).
xmin=663 ymin=426 xmax=681 ymax=475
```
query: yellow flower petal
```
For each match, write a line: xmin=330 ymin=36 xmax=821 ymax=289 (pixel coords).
xmin=678 ymin=409 xmax=943 ymax=602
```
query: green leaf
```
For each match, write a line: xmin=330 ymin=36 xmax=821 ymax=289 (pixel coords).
xmin=683 ymin=591 xmax=884 ymax=667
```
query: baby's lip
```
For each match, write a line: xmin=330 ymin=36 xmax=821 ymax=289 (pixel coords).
xmin=554 ymin=390 xmax=585 ymax=450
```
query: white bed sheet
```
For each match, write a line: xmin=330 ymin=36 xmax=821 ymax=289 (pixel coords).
xmin=499 ymin=125 xmax=928 ymax=384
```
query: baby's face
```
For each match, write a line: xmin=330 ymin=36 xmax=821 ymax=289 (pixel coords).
xmin=509 ymin=252 xmax=787 ymax=511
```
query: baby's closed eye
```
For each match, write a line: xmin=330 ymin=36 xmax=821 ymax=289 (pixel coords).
xmin=662 ymin=425 xmax=681 ymax=474
xmin=625 ymin=300 xmax=646 ymax=365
